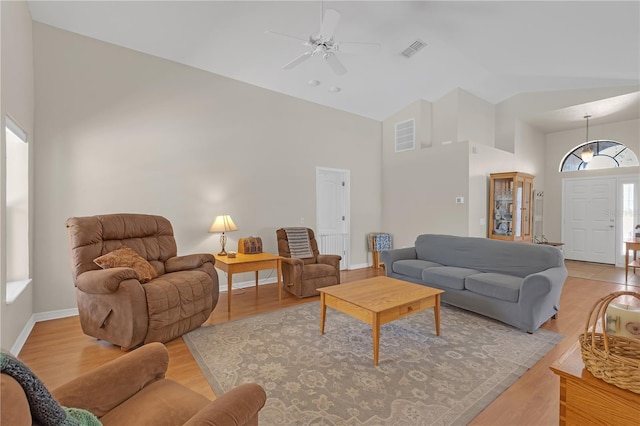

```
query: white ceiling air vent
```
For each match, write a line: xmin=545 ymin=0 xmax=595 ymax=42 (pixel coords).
xmin=395 ymin=119 xmax=415 ymax=152
xmin=401 ymin=39 xmax=427 ymax=58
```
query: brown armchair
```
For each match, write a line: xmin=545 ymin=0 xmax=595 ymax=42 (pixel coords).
xmin=276 ymin=228 xmax=341 ymax=298
xmin=1 ymin=342 xmax=267 ymax=426
xmin=66 ymin=213 xmax=219 ymax=350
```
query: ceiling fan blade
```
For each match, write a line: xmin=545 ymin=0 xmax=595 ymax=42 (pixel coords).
xmin=324 ymin=52 xmax=347 ymax=75
xmin=265 ymin=30 xmax=308 ymax=43
xmin=283 ymin=51 xmax=313 ymax=70
xmin=337 ymin=41 xmax=381 ymax=55
xmin=319 ymin=9 xmax=341 ymax=39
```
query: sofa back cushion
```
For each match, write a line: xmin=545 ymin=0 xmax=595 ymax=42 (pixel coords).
xmin=66 ymin=214 xmax=178 ymax=282
xmin=414 ymin=234 xmax=564 ymax=278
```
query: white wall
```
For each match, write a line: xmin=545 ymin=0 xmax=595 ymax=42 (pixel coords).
xmin=432 ymin=90 xmax=458 ymax=145
xmin=458 ymin=90 xmax=496 ymax=148
xmin=382 ymin=89 xmax=544 ymax=247
xmin=1 ymin=0 xmax=35 ymax=352
xmin=381 ymin=139 xmax=470 ymax=248
xmin=544 ymin=118 xmax=640 ymax=242
xmin=32 ymin=23 xmax=382 ymax=313
xmin=495 ymin=86 xmax=639 ymax=153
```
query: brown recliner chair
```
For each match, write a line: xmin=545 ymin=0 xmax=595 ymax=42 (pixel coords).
xmin=276 ymin=228 xmax=341 ymax=298
xmin=1 ymin=342 xmax=267 ymax=426
xmin=66 ymin=213 xmax=219 ymax=350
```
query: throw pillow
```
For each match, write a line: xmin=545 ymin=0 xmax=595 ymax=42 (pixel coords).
xmin=94 ymin=247 xmax=158 ymax=283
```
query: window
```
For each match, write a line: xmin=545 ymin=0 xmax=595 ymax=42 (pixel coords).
xmin=5 ymin=116 xmax=30 ymax=303
xmin=560 ymin=140 xmax=639 ymax=172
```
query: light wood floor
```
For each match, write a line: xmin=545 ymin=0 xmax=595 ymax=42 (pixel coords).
xmin=17 ymin=262 xmax=639 ymax=425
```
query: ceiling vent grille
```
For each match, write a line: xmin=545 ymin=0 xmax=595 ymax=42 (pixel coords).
xmin=401 ymin=39 xmax=426 ymax=58
xmin=395 ymin=119 xmax=415 ymax=152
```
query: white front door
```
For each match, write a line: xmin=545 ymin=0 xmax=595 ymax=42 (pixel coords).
xmin=563 ymin=178 xmax=616 ymax=263
xmin=316 ymin=167 xmax=349 ymax=270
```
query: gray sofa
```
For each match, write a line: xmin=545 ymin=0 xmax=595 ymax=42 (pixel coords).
xmin=380 ymin=234 xmax=568 ymax=332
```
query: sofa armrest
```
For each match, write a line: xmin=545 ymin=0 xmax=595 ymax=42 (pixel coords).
xmin=52 ymin=342 xmax=169 ymax=417
xmin=165 ymin=254 xmax=216 ymax=273
xmin=520 ymin=266 xmax=568 ymax=304
xmin=317 ymin=254 xmax=341 ymax=269
xmin=76 ymin=268 xmax=139 ymax=293
xmin=380 ymin=247 xmax=416 ymax=272
xmin=183 ymin=383 xmax=267 ymax=426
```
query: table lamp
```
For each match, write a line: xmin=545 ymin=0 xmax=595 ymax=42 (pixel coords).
xmin=209 ymin=215 xmax=238 ymax=256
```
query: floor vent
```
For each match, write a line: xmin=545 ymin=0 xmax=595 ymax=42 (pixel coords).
xmin=401 ymin=39 xmax=427 ymax=58
xmin=395 ymin=119 xmax=415 ymax=152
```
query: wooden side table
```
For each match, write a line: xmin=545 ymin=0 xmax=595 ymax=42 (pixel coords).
xmin=624 ymin=239 xmax=640 ymax=282
xmin=213 ymin=253 xmax=283 ymax=312
xmin=550 ymin=341 xmax=640 ymax=425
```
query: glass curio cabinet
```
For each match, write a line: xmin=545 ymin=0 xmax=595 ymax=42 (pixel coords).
xmin=489 ymin=172 xmax=535 ymax=242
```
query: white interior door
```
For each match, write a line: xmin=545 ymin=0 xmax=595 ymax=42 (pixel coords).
xmin=316 ymin=167 xmax=349 ymax=270
xmin=563 ymin=178 xmax=616 ymax=263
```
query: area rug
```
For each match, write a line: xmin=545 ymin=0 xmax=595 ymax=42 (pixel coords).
xmin=184 ymin=302 xmax=562 ymax=425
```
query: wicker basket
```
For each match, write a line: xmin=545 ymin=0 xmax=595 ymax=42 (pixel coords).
xmin=578 ymin=291 xmax=640 ymax=394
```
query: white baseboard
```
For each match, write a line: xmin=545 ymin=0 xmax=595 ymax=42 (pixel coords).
xmin=11 ymin=307 xmax=79 ymax=356
xmin=219 ymin=264 xmax=373 ymax=292
xmin=14 ymin=265 xmax=376 ymax=352
xmin=33 ymin=307 xmax=79 ymax=322
xmin=10 ymin=316 xmax=35 ymax=356
xmin=349 ymin=263 xmax=369 ymax=270
xmin=220 ymin=277 xmax=279 ymax=292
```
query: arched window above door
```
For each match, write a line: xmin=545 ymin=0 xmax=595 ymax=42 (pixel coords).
xmin=560 ymin=140 xmax=639 ymax=172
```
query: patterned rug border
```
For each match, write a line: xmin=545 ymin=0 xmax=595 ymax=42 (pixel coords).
xmin=185 ymin=302 xmax=563 ymax=425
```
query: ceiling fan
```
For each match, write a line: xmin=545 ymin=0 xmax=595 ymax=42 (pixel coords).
xmin=267 ymin=8 xmax=380 ymax=76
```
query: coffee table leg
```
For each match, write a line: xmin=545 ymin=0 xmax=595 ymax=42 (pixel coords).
xmin=373 ymin=313 xmax=380 ymax=366
xmin=434 ymin=294 xmax=441 ymax=336
xmin=320 ymin=293 xmax=326 ymax=335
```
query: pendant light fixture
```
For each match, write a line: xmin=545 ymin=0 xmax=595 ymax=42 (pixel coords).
xmin=580 ymin=114 xmax=594 ymax=163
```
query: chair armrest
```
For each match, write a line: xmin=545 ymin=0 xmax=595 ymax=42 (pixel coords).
xmin=1 ymin=374 xmax=31 ymax=426
xmin=183 ymin=383 xmax=267 ymax=426
xmin=51 ymin=342 xmax=169 ymax=417
xmin=317 ymin=254 xmax=341 ymax=269
xmin=380 ymin=247 xmax=416 ymax=271
xmin=76 ymin=268 xmax=139 ymax=293
xmin=165 ymin=254 xmax=215 ymax=273
xmin=280 ymin=257 xmax=304 ymax=268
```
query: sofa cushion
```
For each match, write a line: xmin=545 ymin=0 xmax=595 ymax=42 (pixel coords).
xmin=421 ymin=266 xmax=481 ymax=290
xmin=464 ymin=273 xmax=523 ymax=302
xmin=94 ymin=247 xmax=158 ymax=283
xmin=392 ymin=259 xmax=442 ymax=279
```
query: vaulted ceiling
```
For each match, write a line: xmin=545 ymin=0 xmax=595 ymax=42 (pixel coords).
xmin=28 ymin=1 xmax=640 ymax=131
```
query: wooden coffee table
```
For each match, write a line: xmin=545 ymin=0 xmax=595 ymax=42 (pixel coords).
xmin=318 ymin=276 xmax=444 ymax=365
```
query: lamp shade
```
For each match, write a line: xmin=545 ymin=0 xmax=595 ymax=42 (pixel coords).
xmin=209 ymin=215 xmax=238 ymax=233
xmin=580 ymin=148 xmax=594 ymax=163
